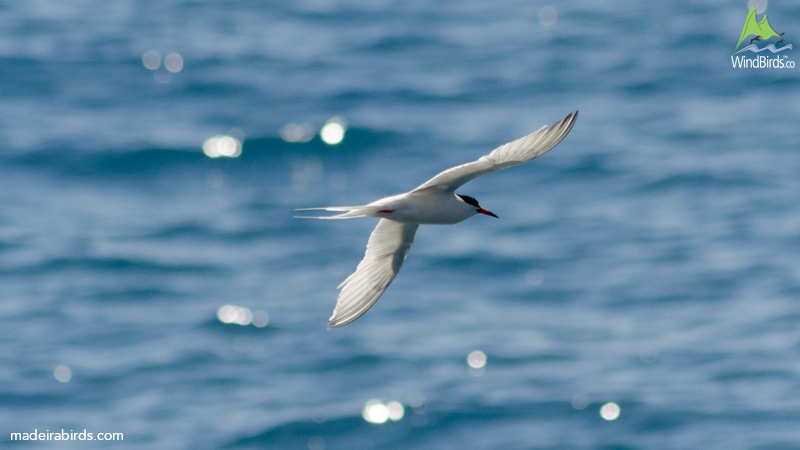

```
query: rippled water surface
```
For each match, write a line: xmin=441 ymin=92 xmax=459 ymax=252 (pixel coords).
xmin=2 ymin=1 xmax=800 ymax=448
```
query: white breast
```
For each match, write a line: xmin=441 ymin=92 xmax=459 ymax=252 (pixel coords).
xmin=369 ymin=192 xmax=475 ymax=225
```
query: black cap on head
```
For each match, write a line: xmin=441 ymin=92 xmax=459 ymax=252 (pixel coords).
xmin=457 ymin=194 xmax=480 ymax=207
xmin=457 ymin=194 xmax=498 ymax=218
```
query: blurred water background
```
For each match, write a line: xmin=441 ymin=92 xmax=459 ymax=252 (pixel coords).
xmin=1 ymin=1 xmax=799 ymax=448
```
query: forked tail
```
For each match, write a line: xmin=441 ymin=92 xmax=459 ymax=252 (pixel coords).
xmin=294 ymin=205 xmax=378 ymax=219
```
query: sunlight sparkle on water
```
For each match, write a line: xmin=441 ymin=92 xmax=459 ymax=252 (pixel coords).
xmin=600 ymin=402 xmax=621 ymax=421
xmin=142 ymin=50 xmax=183 ymax=83
xmin=54 ymin=365 xmax=72 ymax=383
xmin=571 ymin=393 xmax=589 ymax=410
xmin=362 ymin=399 xmax=405 ymax=424
xmin=320 ymin=116 xmax=347 ymax=145
xmin=203 ymin=135 xmax=242 ymax=158
xmin=164 ymin=53 xmax=184 ymax=73
xmin=142 ymin=50 xmax=161 ymax=70
xmin=251 ymin=310 xmax=269 ymax=328
xmin=217 ymin=304 xmax=268 ymax=327
xmin=467 ymin=350 xmax=487 ymax=376
xmin=280 ymin=123 xmax=315 ymax=143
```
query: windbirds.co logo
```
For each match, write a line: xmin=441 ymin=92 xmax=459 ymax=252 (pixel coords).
xmin=731 ymin=0 xmax=795 ymax=69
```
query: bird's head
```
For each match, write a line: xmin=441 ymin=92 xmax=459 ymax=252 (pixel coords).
xmin=457 ymin=194 xmax=498 ymax=218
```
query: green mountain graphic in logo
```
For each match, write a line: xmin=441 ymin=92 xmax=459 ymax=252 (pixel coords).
xmin=736 ymin=6 xmax=782 ymax=49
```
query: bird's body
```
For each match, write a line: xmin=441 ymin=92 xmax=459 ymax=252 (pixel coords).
xmin=302 ymin=192 xmax=490 ymax=224
xmin=298 ymin=111 xmax=578 ymax=328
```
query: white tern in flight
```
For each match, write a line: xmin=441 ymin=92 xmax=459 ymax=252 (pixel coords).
xmin=298 ymin=111 xmax=578 ymax=328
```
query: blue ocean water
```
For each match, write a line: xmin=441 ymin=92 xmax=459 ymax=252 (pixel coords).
xmin=2 ymin=1 xmax=800 ymax=448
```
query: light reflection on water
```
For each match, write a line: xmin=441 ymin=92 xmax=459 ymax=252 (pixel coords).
xmin=203 ymin=135 xmax=242 ymax=158
xmin=280 ymin=123 xmax=315 ymax=143
xmin=163 ymin=53 xmax=184 ymax=73
xmin=362 ymin=399 xmax=405 ymax=424
xmin=320 ymin=116 xmax=347 ymax=145
xmin=467 ymin=350 xmax=487 ymax=376
xmin=600 ymin=402 xmax=621 ymax=421
xmin=142 ymin=50 xmax=161 ymax=70
xmin=142 ymin=50 xmax=184 ymax=83
xmin=216 ymin=304 xmax=268 ymax=327
xmin=54 ymin=365 xmax=72 ymax=383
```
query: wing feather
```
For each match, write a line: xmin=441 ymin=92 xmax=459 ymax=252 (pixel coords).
xmin=411 ymin=111 xmax=578 ymax=194
xmin=328 ymin=219 xmax=419 ymax=328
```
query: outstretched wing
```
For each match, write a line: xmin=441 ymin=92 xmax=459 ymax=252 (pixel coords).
xmin=411 ymin=111 xmax=578 ymax=194
xmin=328 ymin=219 xmax=419 ymax=329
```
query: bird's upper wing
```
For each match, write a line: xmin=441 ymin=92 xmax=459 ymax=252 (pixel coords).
xmin=411 ymin=111 xmax=578 ymax=194
xmin=328 ymin=219 xmax=419 ymax=329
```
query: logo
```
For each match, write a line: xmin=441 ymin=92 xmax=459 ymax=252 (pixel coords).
xmin=731 ymin=1 xmax=795 ymax=69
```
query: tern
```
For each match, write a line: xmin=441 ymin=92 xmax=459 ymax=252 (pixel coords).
xmin=298 ymin=111 xmax=578 ymax=328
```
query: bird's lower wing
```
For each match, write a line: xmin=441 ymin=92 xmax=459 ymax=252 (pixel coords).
xmin=328 ymin=219 xmax=419 ymax=329
xmin=411 ymin=110 xmax=578 ymax=194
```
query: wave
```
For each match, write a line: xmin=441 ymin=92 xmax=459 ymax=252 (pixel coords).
xmin=734 ymin=43 xmax=793 ymax=55
xmin=4 ymin=128 xmax=404 ymax=181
